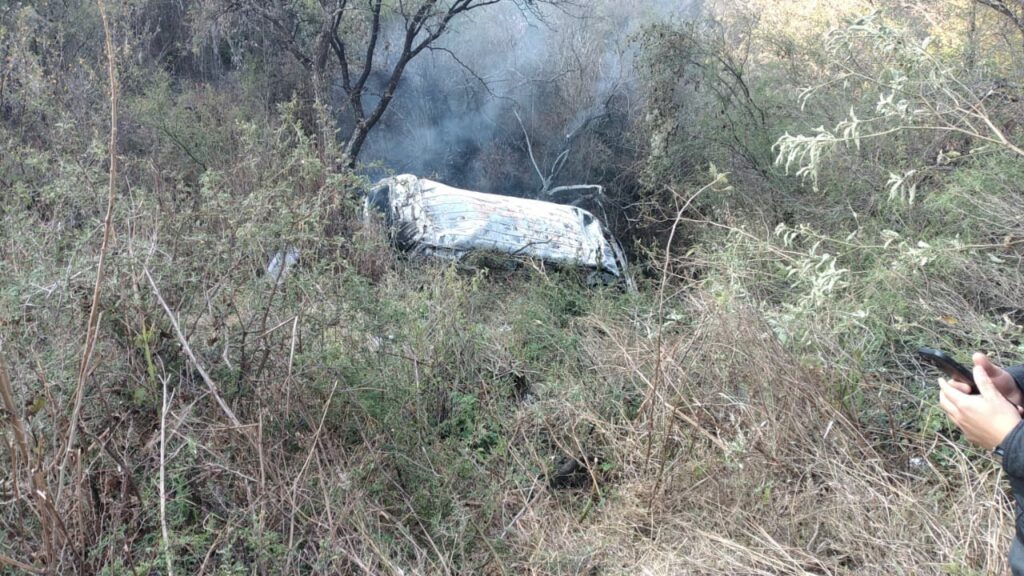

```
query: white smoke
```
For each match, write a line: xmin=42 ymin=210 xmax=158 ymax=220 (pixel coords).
xmin=355 ymin=0 xmax=701 ymax=193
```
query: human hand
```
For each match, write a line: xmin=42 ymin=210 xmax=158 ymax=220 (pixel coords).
xmin=966 ymin=352 xmax=1024 ymax=406
xmin=939 ymin=359 xmax=1023 ymax=450
xmin=943 ymin=352 xmax=1024 ymax=405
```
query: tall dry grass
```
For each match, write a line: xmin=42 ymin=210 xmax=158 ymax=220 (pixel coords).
xmin=3 ymin=1 xmax=1023 ymax=573
xmin=501 ymin=291 xmax=1014 ymax=575
xmin=1 ymin=203 xmax=1016 ymax=574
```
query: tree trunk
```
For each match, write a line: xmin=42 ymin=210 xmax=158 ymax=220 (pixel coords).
xmin=311 ymin=19 xmax=335 ymax=166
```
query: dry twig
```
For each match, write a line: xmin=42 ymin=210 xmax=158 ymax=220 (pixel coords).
xmin=62 ymin=0 xmax=121 ymax=486
xmin=0 ymin=357 xmax=52 ymax=571
xmin=286 ymin=379 xmax=339 ymax=573
xmin=144 ymin=267 xmax=242 ymax=428
xmin=160 ymin=373 xmax=176 ymax=576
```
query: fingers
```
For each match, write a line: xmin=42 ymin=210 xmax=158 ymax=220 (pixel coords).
xmin=939 ymin=380 xmax=963 ymax=420
xmin=938 ymin=372 xmax=1023 ymax=449
xmin=939 ymin=393 xmax=959 ymax=421
xmin=948 ymin=371 xmax=972 ymax=385
xmin=939 ymin=379 xmax=969 ymax=402
xmin=975 ymin=351 xmax=1010 ymax=378
xmin=942 ymin=377 xmax=972 ymax=395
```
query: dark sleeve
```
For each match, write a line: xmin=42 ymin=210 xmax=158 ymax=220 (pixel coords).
xmin=1003 ymin=420 xmax=1024 ymax=480
xmin=1008 ymin=365 xmax=1024 ymax=397
xmin=1000 ymin=388 xmax=1024 ymax=560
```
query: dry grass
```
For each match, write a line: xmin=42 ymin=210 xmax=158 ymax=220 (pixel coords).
xmin=500 ymin=292 xmax=1014 ymax=575
xmin=2 ymin=4 xmax=1022 ymax=571
xmin=1 ymin=207 xmax=1017 ymax=574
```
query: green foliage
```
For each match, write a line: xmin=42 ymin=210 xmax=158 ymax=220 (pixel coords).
xmin=128 ymin=73 xmax=243 ymax=175
xmin=775 ymin=10 xmax=1024 ymax=199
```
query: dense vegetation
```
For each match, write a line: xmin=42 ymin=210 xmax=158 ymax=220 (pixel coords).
xmin=3 ymin=0 xmax=1024 ymax=574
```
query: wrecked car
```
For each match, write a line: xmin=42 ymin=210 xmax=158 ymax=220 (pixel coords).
xmin=363 ymin=174 xmax=632 ymax=289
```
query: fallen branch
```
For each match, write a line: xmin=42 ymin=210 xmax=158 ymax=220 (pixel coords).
xmin=144 ymin=267 xmax=242 ymax=428
xmin=0 ymin=553 xmax=44 ymax=574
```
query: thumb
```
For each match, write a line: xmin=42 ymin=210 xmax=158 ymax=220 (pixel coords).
xmin=974 ymin=361 xmax=999 ymax=398
xmin=974 ymin=352 xmax=1003 ymax=379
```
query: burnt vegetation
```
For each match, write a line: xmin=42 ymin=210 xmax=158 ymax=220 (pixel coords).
xmin=2 ymin=0 xmax=1024 ymax=574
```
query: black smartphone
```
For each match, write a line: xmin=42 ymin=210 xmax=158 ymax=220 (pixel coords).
xmin=916 ymin=347 xmax=978 ymax=394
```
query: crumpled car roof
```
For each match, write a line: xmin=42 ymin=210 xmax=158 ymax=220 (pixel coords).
xmin=365 ymin=175 xmax=631 ymax=286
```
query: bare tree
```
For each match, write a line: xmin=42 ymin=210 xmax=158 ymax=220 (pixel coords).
xmin=219 ymin=0 xmax=560 ymax=168
xmin=514 ymin=108 xmax=610 ymax=220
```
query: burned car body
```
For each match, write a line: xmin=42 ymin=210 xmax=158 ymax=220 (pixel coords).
xmin=364 ymin=175 xmax=631 ymax=287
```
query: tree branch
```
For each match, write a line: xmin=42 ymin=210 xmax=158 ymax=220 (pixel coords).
xmin=245 ymin=2 xmax=315 ymax=68
xmin=975 ymin=0 xmax=1024 ymax=32
xmin=337 ymin=0 xmax=528 ymax=164
xmin=352 ymin=0 xmax=383 ymax=93
xmin=426 ymin=45 xmax=502 ymax=97
xmin=514 ymin=109 xmax=548 ymax=191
